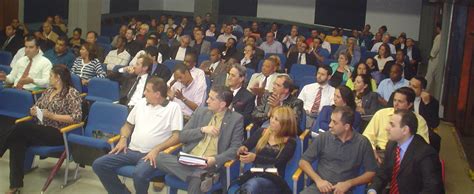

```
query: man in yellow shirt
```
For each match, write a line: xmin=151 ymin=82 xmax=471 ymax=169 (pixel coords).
xmin=363 ymin=87 xmax=429 ymax=164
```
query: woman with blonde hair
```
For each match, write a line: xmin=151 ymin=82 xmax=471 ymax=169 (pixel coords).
xmin=268 ymin=55 xmax=282 ymax=72
xmin=236 ymin=106 xmax=297 ymax=194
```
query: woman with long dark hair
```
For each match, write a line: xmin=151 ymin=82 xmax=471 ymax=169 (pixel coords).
xmin=346 ymin=62 xmax=378 ymax=91
xmin=1 ymin=65 xmax=82 ymax=194
xmin=353 ymin=74 xmax=382 ymax=115
xmin=312 ymin=85 xmax=362 ymax=133
xmin=366 ymin=57 xmax=384 ymax=84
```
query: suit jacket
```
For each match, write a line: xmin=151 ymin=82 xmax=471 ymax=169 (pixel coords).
xmin=199 ymin=60 xmax=228 ymax=81
xmin=219 ymin=46 xmax=237 ymax=61
xmin=419 ymin=95 xmax=440 ymax=130
xmin=119 ymin=74 xmax=148 ymax=105
xmin=251 ymin=92 xmax=304 ymax=132
xmin=285 ymin=52 xmax=316 ymax=72
xmin=169 ymin=46 xmax=197 ymax=60
xmin=360 ymin=92 xmax=382 ymax=115
xmin=1 ymin=35 xmax=23 ymax=56
xmin=179 ymin=107 xmax=244 ymax=168
xmin=231 ymin=88 xmax=255 ymax=126
xmin=157 ymin=43 xmax=170 ymax=61
xmin=190 ymin=40 xmax=211 ymax=55
xmin=369 ymin=135 xmax=445 ymax=194
xmin=150 ymin=63 xmax=172 ymax=82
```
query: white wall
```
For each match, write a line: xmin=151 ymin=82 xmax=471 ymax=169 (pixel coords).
xmin=365 ymin=0 xmax=422 ymax=40
xmin=138 ymin=0 xmax=193 ymax=12
xmin=257 ymin=0 xmax=315 ymax=24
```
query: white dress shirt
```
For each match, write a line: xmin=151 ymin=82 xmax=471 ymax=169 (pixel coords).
xmin=298 ymin=83 xmax=335 ymax=113
xmin=129 ymin=50 xmax=163 ymax=67
xmin=171 ymin=77 xmax=207 ymax=116
xmin=128 ymin=74 xmax=148 ymax=106
xmin=175 ymin=47 xmax=187 ymax=61
xmin=6 ymin=53 xmax=52 ymax=90
xmin=10 ymin=47 xmax=43 ymax=67
xmin=297 ymin=53 xmax=307 ymax=64
xmin=104 ymin=49 xmax=131 ymax=70
xmin=414 ymin=97 xmax=421 ymax=114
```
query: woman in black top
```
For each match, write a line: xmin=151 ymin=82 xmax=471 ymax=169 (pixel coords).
xmin=220 ymin=37 xmax=237 ymax=62
xmin=237 ymin=106 xmax=297 ymax=194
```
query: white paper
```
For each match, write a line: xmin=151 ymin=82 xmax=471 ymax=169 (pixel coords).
xmin=35 ymin=107 xmax=43 ymax=124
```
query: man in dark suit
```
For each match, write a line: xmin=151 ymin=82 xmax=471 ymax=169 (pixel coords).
xmin=190 ymin=30 xmax=211 ymax=55
xmin=285 ymin=42 xmax=316 ymax=73
xmin=119 ymin=54 xmax=152 ymax=109
xmin=251 ymin=74 xmax=304 ymax=133
xmin=169 ymin=35 xmax=196 ymax=61
xmin=200 ymin=48 xmax=228 ymax=81
xmin=368 ymin=109 xmax=444 ymax=194
xmin=227 ymin=65 xmax=255 ymax=127
xmin=156 ymin=85 xmax=243 ymax=193
xmin=409 ymin=76 xmax=441 ymax=153
xmin=1 ymin=25 xmax=23 ymax=56
xmin=406 ymin=38 xmax=422 ymax=73
xmin=145 ymin=46 xmax=171 ymax=82
xmin=237 ymin=44 xmax=260 ymax=70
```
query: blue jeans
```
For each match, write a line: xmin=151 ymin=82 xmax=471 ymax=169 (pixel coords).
xmin=92 ymin=148 xmax=158 ymax=194
xmin=241 ymin=177 xmax=280 ymax=194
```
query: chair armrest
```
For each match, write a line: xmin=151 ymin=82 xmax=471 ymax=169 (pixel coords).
xmin=292 ymin=168 xmax=304 ymax=181
xmin=107 ymin=134 xmax=121 ymax=144
xmin=15 ymin=116 xmax=33 ymax=124
xmin=80 ymin=93 xmax=87 ymax=98
xmin=299 ymin=129 xmax=310 ymax=141
xmin=245 ymin=123 xmax=254 ymax=132
xmin=163 ymin=143 xmax=183 ymax=154
xmin=60 ymin=122 xmax=85 ymax=133
xmin=224 ymin=160 xmax=236 ymax=168
xmin=31 ymin=88 xmax=46 ymax=95
xmin=224 ymin=160 xmax=240 ymax=190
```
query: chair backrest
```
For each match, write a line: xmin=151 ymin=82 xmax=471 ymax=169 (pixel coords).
xmin=0 ymin=64 xmax=12 ymax=74
xmin=84 ymin=102 xmax=128 ymax=137
xmin=97 ymin=36 xmax=111 ymax=45
xmin=197 ymin=54 xmax=210 ymax=67
xmin=245 ymin=68 xmax=255 ymax=83
xmin=0 ymin=51 xmax=13 ymax=66
xmin=97 ymin=42 xmax=112 ymax=56
xmin=87 ymin=78 xmax=120 ymax=102
xmin=290 ymin=64 xmax=317 ymax=82
xmin=330 ymin=44 xmax=340 ymax=56
xmin=204 ymin=36 xmax=216 ymax=43
xmin=0 ymin=88 xmax=34 ymax=118
xmin=70 ymin=73 xmax=82 ymax=93
xmin=163 ymin=59 xmax=183 ymax=71
xmin=211 ymin=42 xmax=225 ymax=49
xmin=256 ymin=60 xmax=264 ymax=73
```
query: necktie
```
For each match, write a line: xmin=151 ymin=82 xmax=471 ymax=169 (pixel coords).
xmin=297 ymin=53 xmax=302 ymax=64
xmin=2 ymin=36 xmax=12 ymax=50
xmin=390 ymin=146 xmax=401 ymax=194
xmin=310 ymin=87 xmax=323 ymax=113
xmin=127 ymin=76 xmax=141 ymax=100
xmin=16 ymin=58 xmax=33 ymax=89
xmin=261 ymin=76 xmax=268 ymax=89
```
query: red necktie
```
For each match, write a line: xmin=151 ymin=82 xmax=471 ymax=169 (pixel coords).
xmin=16 ymin=58 xmax=33 ymax=89
xmin=310 ymin=87 xmax=323 ymax=113
xmin=390 ymin=146 xmax=401 ymax=194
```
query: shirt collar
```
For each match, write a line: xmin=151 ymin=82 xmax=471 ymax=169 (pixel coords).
xmin=398 ymin=135 xmax=414 ymax=152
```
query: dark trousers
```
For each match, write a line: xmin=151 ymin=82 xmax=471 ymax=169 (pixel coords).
xmin=6 ymin=122 xmax=63 ymax=188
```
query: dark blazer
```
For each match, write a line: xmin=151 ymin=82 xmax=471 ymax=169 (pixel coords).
xmin=199 ymin=60 xmax=228 ymax=80
xmin=169 ymin=46 xmax=196 ymax=60
xmin=119 ymin=74 xmax=148 ymax=105
xmin=382 ymin=61 xmax=416 ymax=81
xmin=285 ymin=52 xmax=317 ymax=72
xmin=180 ymin=107 xmax=243 ymax=168
xmin=157 ymin=43 xmax=171 ymax=61
xmin=231 ymin=88 xmax=255 ymax=126
xmin=360 ymin=92 xmax=382 ymax=115
xmin=407 ymin=46 xmax=422 ymax=71
xmin=149 ymin=63 xmax=172 ymax=82
xmin=1 ymin=35 xmax=23 ymax=56
xmin=419 ymin=95 xmax=440 ymax=130
xmin=369 ymin=135 xmax=445 ymax=194
xmin=252 ymin=92 xmax=304 ymax=132
xmin=219 ymin=46 xmax=237 ymax=61
xmin=190 ymin=40 xmax=211 ymax=55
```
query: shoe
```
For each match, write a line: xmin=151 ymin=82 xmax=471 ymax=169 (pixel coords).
xmin=200 ymin=173 xmax=219 ymax=192
xmin=4 ymin=188 xmax=20 ymax=194
xmin=152 ymin=181 xmax=165 ymax=192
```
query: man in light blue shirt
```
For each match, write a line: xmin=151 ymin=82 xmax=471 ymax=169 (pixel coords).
xmin=259 ymin=32 xmax=283 ymax=54
xmin=377 ymin=63 xmax=408 ymax=102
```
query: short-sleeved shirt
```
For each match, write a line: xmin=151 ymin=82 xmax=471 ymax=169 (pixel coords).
xmin=127 ymin=99 xmax=183 ymax=153
xmin=302 ymin=131 xmax=377 ymax=184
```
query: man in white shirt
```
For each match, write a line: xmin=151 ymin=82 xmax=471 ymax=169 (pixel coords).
xmin=168 ymin=63 xmax=207 ymax=119
xmin=170 ymin=35 xmax=195 ymax=61
xmin=371 ymin=33 xmax=396 ymax=54
xmin=216 ymin=25 xmax=237 ymax=43
xmin=104 ymin=36 xmax=131 ymax=71
xmin=119 ymin=55 xmax=151 ymax=108
xmin=298 ymin=66 xmax=335 ymax=128
xmin=93 ymin=76 xmax=183 ymax=194
xmin=259 ymin=32 xmax=284 ymax=54
xmin=0 ymin=36 xmax=51 ymax=90
xmin=167 ymin=53 xmax=206 ymax=89
xmin=247 ymin=58 xmax=280 ymax=101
